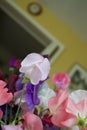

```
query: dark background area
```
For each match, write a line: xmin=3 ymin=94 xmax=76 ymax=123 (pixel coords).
xmin=0 ymin=8 xmax=45 ymax=70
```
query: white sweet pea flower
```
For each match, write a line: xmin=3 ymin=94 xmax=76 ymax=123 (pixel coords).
xmin=19 ymin=53 xmax=50 ymax=85
xmin=38 ymin=82 xmax=56 ymax=110
xmin=69 ymin=89 xmax=87 ymax=103
xmin=70 ymin=125 xmax=79 ymax=130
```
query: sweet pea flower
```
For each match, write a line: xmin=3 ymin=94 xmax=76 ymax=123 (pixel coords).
xmin=48 ymin=89 xmax=73 ymax=128
xmin=38 ymin=82 xmax=56 ymax=110
xmin=65 ymin=90 xmax=87 ymax=129
xmin=23 ymin=112 xmax=43 ymax=130
xmin=8 ymin=56 xmax=21 ymax=68
xmin=26 ymin=82 xmax=41 ymax=110
xmin=1 ymin=124 xmax=23 ymax=130
xmin=52 ymin=72 xmax=70 ymax=89
xmin=48 ymin=89 xmax=79 ymax=128
xmin=0 ymin=80 xmax=13 ymax=106
xmin=0 ymin=80 xmax=13 ymax=120
xmin=49 ymin=89 xmax=87 ymax=129
xmin=19 ymin=53 xmax=50 ymax=85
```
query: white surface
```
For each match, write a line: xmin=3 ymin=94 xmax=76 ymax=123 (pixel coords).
xmin=39 ymin=0 xmax=87 ymax=42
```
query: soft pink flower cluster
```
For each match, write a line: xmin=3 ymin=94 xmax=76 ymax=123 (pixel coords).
xmin=0 ymin=53 xmax=87 ymax=130
xmin=0 ymin=80 xmax=13 ymax=120
xmin=0 ymin=81 xmax=43 ymax=130
xmin=49 ymin=73 xmax=87 ymax=130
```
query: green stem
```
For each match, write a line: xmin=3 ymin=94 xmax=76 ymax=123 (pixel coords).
xmin=13 ymin=88 xmax=25 ymax=125
xmin=79 ymin=126 xmax=82 ymax=130
xmin=0 ymin=120 xmax=6 ymax=125
xmin=5 ymin=104 xmax=8 ymax=124
xmin=9 ymin=105 xmax=12 ymax=122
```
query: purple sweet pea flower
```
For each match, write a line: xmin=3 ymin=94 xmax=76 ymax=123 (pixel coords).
xmin=26 ymin=82 xmax=41 ymax=110
xmin=8 ymin=56 xmax=21 ymax=68
xmin=15 ymin=78 xmax=23 ymax=91
xmin=8 ymin=56 xmax=16 ymax=67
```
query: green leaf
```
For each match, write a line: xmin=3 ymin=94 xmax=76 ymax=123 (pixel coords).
xmin=22 ymin=77 xmax=30 ymax=83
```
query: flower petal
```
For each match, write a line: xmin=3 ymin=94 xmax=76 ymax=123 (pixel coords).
xmin=38 ymin=82 xmax=56 ymax=109
xmin=48 ymin=89 xmax=69 ymax=114
xmin=23 ymin=112 xmax=43 ymax=130
xmin=36 ymin=58 xmax=50 ymax=80
xmin=20 ymin=53 xmax=44 ymax=67
xmin=30 ymin=66 xmax=41 ymax=85
xmin=0 ymin=80 xmax=13 ymax=106
xmin=19 ymin=53 xmax=50 ymax=85
xmin=52 ymin=73 xmax=70 ymax=89
xmin=1 ymin=124 xmax=23 ymax=130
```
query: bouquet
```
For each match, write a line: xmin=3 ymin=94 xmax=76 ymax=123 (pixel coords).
xmin=0 ymin=53 xmax=87 ymax=130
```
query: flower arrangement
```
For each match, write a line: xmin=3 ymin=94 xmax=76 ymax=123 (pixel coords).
xmin=0 ymin=53 xmax=87 ymax=130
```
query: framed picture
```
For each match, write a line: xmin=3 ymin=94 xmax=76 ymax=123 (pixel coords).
xmin=69 ymin=64 xmax=87 ymax=91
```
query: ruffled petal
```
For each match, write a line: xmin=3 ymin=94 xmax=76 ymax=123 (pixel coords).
xmin=0 ymin=80 xmax=13 ymax=106
xmin=23 ymin=112 xmax=43 ymax=130
xmin=36 ymin=58 xmax=50 ymax=80
xmin=20 ymin=53 xmax=43 ymax=67
xmin=1 ymin=124 xmax=23 ymax=130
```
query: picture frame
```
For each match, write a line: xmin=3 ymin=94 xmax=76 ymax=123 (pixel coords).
xmin=69 ymin=64 xmax=87 ymax=91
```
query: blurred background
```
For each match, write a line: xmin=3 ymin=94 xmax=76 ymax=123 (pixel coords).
xmin=39 ymin=0 xmax=87 ymax=43
xmin=0 ymin=0 xmax=87 ymax=89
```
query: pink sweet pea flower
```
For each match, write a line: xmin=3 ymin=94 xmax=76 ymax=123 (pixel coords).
xmin=48 ymin=89 xmax=69 ymax=114
xmin=49 ymin=89 xmax=87 ymax=129
xmin=52 ymin=72 xmax=70 ymax=89
xmin=23 ymin=112 xmax=43 ymax=130
xmin=19 ymin=53 xmax=50 ymax=85
xmin=0 ymin=80 xmax=13 ymax=119
xmin=65 ymin=90 xmax=87 ymax=129
xmin=0 ymin=80 xmax=13 ymax=106
xmin=1 ymin=124 xmax=23 ymax=130
xmin=48 ymin=89 xmax=74 ymax=128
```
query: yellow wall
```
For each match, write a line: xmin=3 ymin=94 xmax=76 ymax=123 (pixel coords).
xmin=13 ymin=0 xmax=87 ymax=86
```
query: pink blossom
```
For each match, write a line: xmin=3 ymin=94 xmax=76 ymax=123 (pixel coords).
xmin=48 ymin=89 xmax=75 ymax=128
xmin=65 ymin=90 xmax=87 ymax=128
xmin=23 ymin=112 xmax=43 ymax=130
xmin=1 ymin=124 xmax=23 ymax=130
xmin=19 ymin=53 xmax=50 ymax=85
xmin=52 ymin=72 xmax=70 ymax=89
xmin=0 ymin=80 xmax=13 ymax=120
xmin=48 ymin=89 xmax=87 ymax=129
xmin=0 ymin=80 xmax=13 ymax=106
